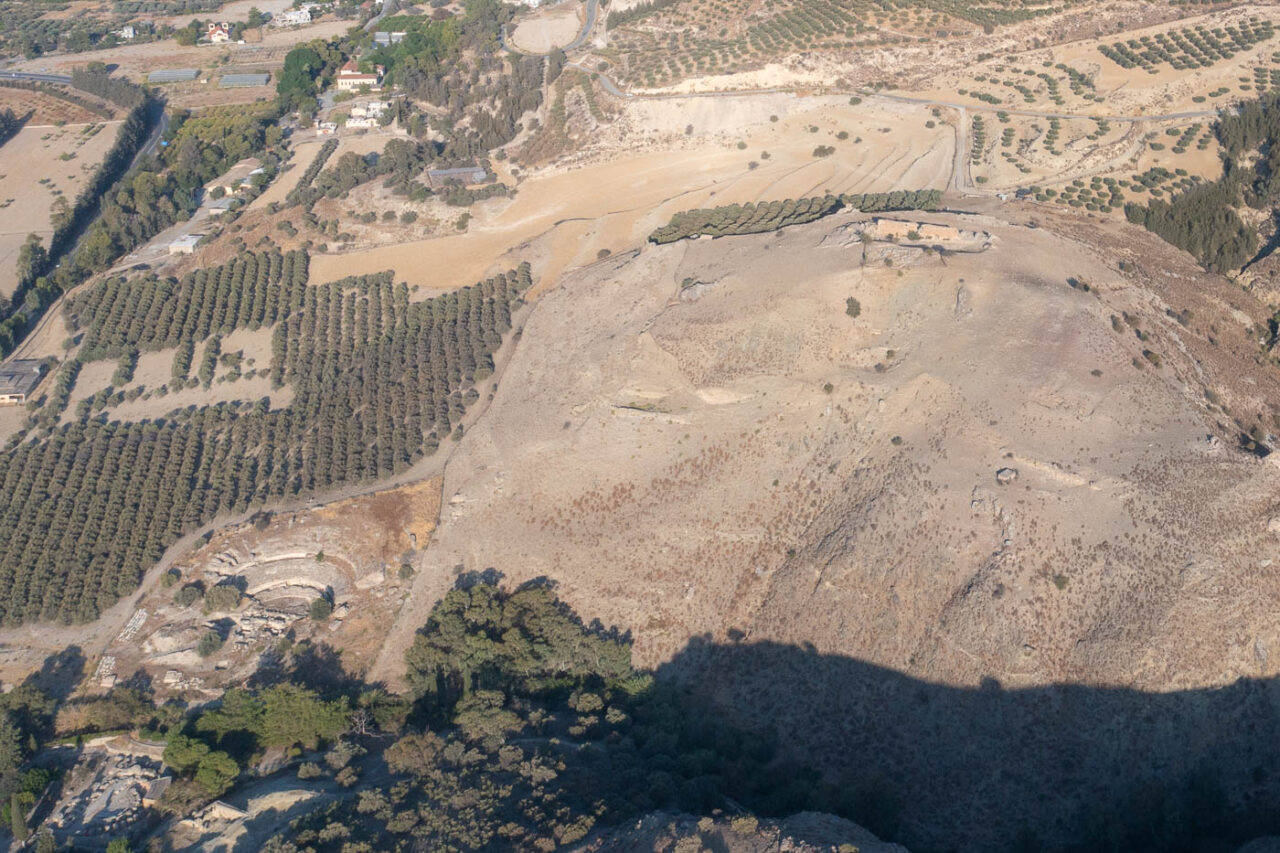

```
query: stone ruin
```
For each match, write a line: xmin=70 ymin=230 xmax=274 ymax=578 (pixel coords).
xmin=45 ymin=751 xmax=171 ymax=846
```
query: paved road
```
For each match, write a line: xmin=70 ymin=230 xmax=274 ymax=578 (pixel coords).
xmin=565 ymin=0 xmax=599 ymax=51
xmin=138 ymin=100 xmax=169 ymax=159
xmin=363 ymin=0 xmax=400 ymax=32
xmin=0 ymin=70 xmax=73 ymax=85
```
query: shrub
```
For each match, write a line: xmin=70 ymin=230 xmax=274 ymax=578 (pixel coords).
xmin=174 ymin=584 xmax=203 ymax=608
xmin=196 ymin=631 xmax=224 ymax=658
xmin=203 ymin=584 xmax=242 ymax=613
xmin=845 ymin=297 xmax=861 ymax=318
xmin=310 ymin=597 xmax=333 ymax=621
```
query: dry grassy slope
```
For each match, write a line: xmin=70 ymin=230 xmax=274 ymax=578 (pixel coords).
xmin=428 ymin=208 xmax=1280 ymax=682
xmin=406 ymin=209 xmax=1280 ymax=845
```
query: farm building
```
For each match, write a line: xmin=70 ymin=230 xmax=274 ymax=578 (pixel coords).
xmin=427 ymin=166 xmax=488 ymax=188
xmin=346 ymin=100 xmax=390 ymax=128
xmin=0 ymin=360 xmax=44 ymax=405
xmin=147 ymin=69 xmax=199 ymax=84
xmin=219 ymin=73 xmax=271 ymax=88
xmin=169 ymin=235 xmax=204 ymax=255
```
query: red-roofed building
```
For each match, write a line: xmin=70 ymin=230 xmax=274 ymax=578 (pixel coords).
xmin=336 ymin=59 xmax=382 ymax=91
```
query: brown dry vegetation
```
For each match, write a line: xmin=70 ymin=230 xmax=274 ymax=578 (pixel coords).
xmin=0 ymin=87 xmax=107 ymax=124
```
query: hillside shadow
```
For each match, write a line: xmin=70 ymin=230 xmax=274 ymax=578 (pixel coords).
xmin=657 ymin=636 xmax=1280 ymax=853
xmin=22 ymin=645 xmax=85 ymax=703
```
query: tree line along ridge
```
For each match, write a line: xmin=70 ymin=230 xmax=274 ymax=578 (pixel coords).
xmin=648 ymin=190 xmax=944 ymax=243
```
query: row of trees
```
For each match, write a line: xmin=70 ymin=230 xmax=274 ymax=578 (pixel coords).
xmin=0 ymin=259 xmax=531 ymax=625
xmin=284 ymin=137 xmax=338 ymax=206
xmin=71 ymin=64 xmax=147 ymax=110
xmin=649 ymin=190 xmax=944 ymax=243
xmin=0 ymin=109 xmax=21 ymax=149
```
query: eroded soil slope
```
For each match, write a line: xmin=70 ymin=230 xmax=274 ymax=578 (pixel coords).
xmin=391 ymin=209 xmax=1280 ymax=847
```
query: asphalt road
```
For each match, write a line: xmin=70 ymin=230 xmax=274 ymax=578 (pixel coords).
xmin=0 ymin=70 xmax=73 ymax=85
xmin=363 ymin=0 xmax=400 ymax=32
xmin=138 ymin=104 xmax=170 ymax=159
xmin=565 ymin=0 xmax=599 ymax=51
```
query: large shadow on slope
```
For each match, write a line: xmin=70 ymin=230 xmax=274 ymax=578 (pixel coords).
xmin=658 ymin=636 xmax=1280 ymax=853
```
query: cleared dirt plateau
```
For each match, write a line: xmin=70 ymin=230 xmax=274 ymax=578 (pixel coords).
xmin=510 ymin=2 xmax=583 ymax=53
xmin=395 ymin=209 xmax=1280 ymax=849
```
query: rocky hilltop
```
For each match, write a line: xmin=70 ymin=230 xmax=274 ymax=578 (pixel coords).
xmin=376 ymin=206 xmax=1280 ymax=848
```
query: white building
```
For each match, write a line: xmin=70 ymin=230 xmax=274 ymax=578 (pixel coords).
xmin=272 ymin=8 xmax=312 ymax=26
xmin=346 ymin=100 xmax=390 ymax=128
xmin=113 ymin=25 xmax=137 ymax=40
xmin=169 ymin=234 xmax=204 ymax=255
xmin=206 ymin=22 xmax=231 ymax=43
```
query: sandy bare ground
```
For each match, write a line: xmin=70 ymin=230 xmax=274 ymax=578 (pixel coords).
xmin=511 ymin=2 xmax=584 ymax=52
xmin=309 ymin=98 xmax=953 ymax=292
xmin=250 ymin=140 xmax=326 ymax=210
xmin=365 ymin=205 xmax=1280 ymax=848
xmin=0 ymin=121 xmax=122 ymax=299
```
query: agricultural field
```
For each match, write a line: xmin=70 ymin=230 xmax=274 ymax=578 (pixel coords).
xmin=7 ymin=17 xmax=351 ymax=93
xmin=0 ymin=118 xmax=121 ymax=301
xmin=604 ymin=0 xmax=1092 ymax=89
xmin=0 ymin=86 xmax=106 ymax=124
xmin=0 ymin=251 xmax=530 ymax=625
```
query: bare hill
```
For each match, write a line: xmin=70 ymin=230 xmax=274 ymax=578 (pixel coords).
xmin=379 ymin=206 xmax=1280 ymax=847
